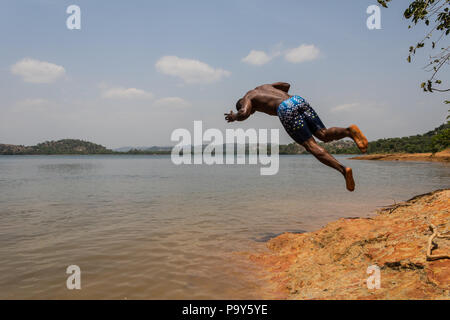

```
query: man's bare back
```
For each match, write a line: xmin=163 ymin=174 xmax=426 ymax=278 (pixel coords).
xmin=224 ymin=82 xmax=369 ymax=192
xmin=245 ymin=84 xmax=291 ymax=116
xmin=225 ymin=82 xmax=291 ymax=120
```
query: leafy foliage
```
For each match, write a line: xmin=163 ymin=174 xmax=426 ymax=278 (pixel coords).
xmin=431 ymin=125 xmax=450 ymax=151
xmin=378 ymin=0 xmax=450 ymax=93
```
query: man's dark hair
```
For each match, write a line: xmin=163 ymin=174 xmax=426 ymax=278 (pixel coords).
xmin=236 ymin=98 xmax=244 ymax=111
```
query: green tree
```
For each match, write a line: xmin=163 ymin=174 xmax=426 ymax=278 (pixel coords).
xmin=431 ymin=124 xmax=450 ymax=151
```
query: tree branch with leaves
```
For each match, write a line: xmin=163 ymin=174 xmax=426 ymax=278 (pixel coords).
xmin=378 ymin=0 xmax=450 ymax=93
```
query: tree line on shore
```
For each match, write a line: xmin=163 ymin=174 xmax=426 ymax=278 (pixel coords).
xmin=0 ymin=123 xmax=448 ymax=155
xmin=280 ymin=122 xmax=449 ymax=155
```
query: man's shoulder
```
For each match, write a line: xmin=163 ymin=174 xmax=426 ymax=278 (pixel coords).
xmin=244 ymin=84 xmax=273 ymax=99
xmin=254 ymin=83 xmax=272 ymax=89
xmin=249 ymin=84 xmax=272 ymax=94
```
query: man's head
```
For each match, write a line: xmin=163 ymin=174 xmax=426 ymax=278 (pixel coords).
xmin=236 ymin=98 xmax=244 ymax=111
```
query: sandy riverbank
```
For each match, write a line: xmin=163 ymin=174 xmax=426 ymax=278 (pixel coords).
xmin=350 ymin=149 xmax=450 ymax=163
xmin=249 ymin=189 xmax=450 ymax=299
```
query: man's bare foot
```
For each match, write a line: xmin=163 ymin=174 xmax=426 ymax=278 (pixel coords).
xmin=349 ymin=125 xmax=368 ymax=153
xmin=344 ymin=167 xmax=355 ymax=192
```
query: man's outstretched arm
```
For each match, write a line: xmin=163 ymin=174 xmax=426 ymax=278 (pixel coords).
xmin=224 ymin=98 xmax=252 ymax=122
xmin=271 ymin=82 xmax=290 ymax=93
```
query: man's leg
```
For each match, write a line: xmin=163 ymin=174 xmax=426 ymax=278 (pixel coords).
xmin=299 ymin=103 xmax=368 ymax=153
xmin=302 ymin=137 xmax=355 ymax=191
xmin=313 ymin=127 xmax=350 ymax=142
xmin=314 ymin=125 xmax=368 ymax=153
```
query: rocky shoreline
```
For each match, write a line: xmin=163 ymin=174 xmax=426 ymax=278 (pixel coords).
xmin=250 ymin=189 xmax=450 ymax=299
xmin=350 ymin=149 xmax=450 ymax=163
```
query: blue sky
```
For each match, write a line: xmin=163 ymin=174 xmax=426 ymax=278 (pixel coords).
xmin=0 ymin=0 xmax=448 ymax=147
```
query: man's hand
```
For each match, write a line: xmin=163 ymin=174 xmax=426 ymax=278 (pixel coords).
xmin=224 ymin=110 xmax=236 ymax=123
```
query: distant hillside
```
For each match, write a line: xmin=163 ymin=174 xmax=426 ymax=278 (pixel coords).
xmin=279 ymin=140 xmax=356 ymax=155
xmin=0 ymin=139 xmax=114 ymax=155
xmin=0 ymin=139 xmax=173 ymax=155
xmin=1 ymin=123 xmax=448 ymax=155
xmin=114 ymin=146 xmax=172 ymax=152
xmin=279 ymin=123 xmax=450 ymax=155
xmin=356 ymin=122 xmax=449 ymax=154
xmin=115 ymin=146 xmax=173 ymax=153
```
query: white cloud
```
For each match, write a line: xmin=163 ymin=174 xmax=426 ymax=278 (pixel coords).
xmin=284 ymin=44 xmax=320 ymax=63
xmin=155 ymin=56 xmax=231 ymax=84
xmin=154 ymin=97 xmax=191 ymax=108
xmin=242 ymin=50 xmax=273 ymax=66
xmin=330 ymin=103 xmax=360 ymax=113
xmin=10 ymin=58 xmax=65 ymax=83
xmin=101 ymin=87 xmax=153 ymax=99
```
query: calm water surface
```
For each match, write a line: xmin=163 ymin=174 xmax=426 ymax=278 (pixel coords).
xmin=0 ymin=155 xmax=448 ymax=299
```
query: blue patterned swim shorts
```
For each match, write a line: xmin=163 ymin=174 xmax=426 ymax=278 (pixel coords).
xmin=277 ymin=95 xmax=326 ymax=143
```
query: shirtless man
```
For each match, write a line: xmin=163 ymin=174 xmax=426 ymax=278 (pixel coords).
xmin=224 ymin=82 xmax=368 ymax=191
